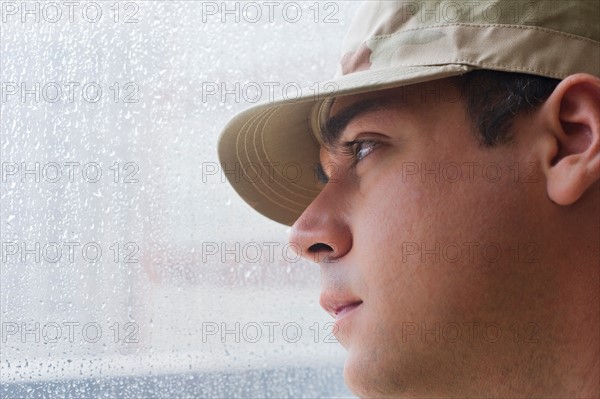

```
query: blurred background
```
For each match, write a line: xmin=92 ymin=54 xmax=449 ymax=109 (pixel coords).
xmin=0 ymin=1 xmax=361 ymax=397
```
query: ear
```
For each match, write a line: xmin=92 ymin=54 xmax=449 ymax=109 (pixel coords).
xmin=541 ymin=74 xmax=600 ymax=205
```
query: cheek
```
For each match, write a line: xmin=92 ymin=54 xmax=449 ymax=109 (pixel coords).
xmin=349 ymin=152 xmax=527 ymax=319
xmin=350 ymin=165 xmax=442 ymax=317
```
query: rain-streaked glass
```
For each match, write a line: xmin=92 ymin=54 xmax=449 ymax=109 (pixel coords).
xmin=0 ymin=2 xmax=360 ymax=397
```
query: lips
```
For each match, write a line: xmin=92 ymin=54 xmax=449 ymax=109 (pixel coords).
xmin=320 ymin=293 xmax=363 ymax=320
xmin=334 ymin=301 xmax=363 ymax=319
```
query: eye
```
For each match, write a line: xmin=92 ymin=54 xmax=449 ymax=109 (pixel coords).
xmin=317 ymin=138 xmax=381 ymax=184
xmin=354 ymin=140 xmax=377 ymax=161
xmin=346 ymin=139 xmax=379 ymax=164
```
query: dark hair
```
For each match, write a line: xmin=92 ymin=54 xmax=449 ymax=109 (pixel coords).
xmin=459 ymin=70 xmax=560 ymax=146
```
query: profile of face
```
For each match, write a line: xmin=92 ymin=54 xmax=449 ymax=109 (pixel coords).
xmin=289 ymin=76 xmax=600 ymax=397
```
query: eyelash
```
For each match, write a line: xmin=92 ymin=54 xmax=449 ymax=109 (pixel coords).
xmin=316 ymin=139 xmax=380 ymax=184
xmin=340 ymin=139 xmax=380 ymax=166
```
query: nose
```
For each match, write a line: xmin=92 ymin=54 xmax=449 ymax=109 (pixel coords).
xmin=288 ymin=183 xmax=353 ymax=263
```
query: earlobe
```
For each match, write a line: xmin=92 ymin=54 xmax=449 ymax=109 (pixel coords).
xmin=543 ymin=74 xmax=600 ymax=205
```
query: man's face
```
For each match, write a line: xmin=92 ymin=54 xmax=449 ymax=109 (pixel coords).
xmin=289 ymin=79 xmax=556 ymax=396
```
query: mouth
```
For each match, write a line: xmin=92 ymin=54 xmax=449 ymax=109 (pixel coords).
xmin=333 ymin=301 xmax=363 ymax=321
xmin=320 ymin=293 xmax=364 ymax=321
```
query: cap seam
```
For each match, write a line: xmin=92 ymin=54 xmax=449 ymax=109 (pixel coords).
xmin=396 ymin=59 xmax=593 ymax=79
xmin=235 ymin=107 xmax=316 ymax=214
xmin=369 ymin=23 xmax=599 ymax=45
xmin=258 ymin=106 xmax=322 ymax=198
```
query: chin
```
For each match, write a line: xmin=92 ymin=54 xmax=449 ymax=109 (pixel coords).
xmin=343 ymin=347 xmax=403 ymax=398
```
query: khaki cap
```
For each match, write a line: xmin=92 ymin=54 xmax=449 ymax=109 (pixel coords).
xmin=218 ymin=0 xmax=600 ymax=226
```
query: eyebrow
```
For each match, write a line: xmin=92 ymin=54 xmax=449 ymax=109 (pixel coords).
xmin=315 ymin=97 xmax=393 ymax=184
xmin=320 ymin=97 xmax=392 ymax=147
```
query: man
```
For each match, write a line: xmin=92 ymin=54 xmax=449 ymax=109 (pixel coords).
xmin=218 ymin=1 xmax=599 ymax=397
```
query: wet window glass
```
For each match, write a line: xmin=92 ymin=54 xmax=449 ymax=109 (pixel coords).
xmin=1 ymin=1 xmax=360 ymax=397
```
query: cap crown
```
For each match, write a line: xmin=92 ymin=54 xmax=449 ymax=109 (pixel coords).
xmin=337 ymin=0 xmax=599 ymax=79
